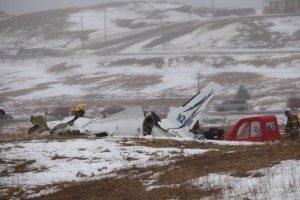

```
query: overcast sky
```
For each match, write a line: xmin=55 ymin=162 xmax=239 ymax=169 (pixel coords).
xmin=0 ymin=0 xmax=263 ymax=15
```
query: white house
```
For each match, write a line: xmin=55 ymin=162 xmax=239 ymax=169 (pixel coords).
xmin=263 ymin=0 xmax=300 ymax=13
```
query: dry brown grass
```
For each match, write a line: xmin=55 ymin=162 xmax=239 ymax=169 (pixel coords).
xmin=209 ymin=72 xmax=262 ymax=85
xmin=0 ymin=130 xmax=37 ymax=142
xmin=13 ymin=160 xmax=36 ymax=173
xmin=51 ymin=154 xmax=88 ymax=161
xmin=0 ymin=186 xmax=25 ymax=200
xmin=47 ymin=63 xmax=80 ymax=74
xmin=118 ymin=137 xmax=233 ymax=150
xmin=0 ymin=132 xmax=88 ymax=143
xmin=156 ymin=141 xmax=300 ymax=185
xmin=0 ymin=159 xmax=36 ymax=177
xmin=51 ymin=154 xmax=69 ymax=160
xmin=108 ymin=57 xmax=165 ymax=68
xmin=87 ymin=74 xmax=163 ymax=91
xmin=36 ymin=177 xmax=222 ymax=200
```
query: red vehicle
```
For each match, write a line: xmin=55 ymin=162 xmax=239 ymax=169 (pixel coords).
xmin=287 ymin=98 xmax=300 ymax=110
xmin=227 ymin=115 xmax=281 ymax=142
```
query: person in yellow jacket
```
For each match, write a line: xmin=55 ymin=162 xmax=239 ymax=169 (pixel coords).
xmin=67 ymin=103 xmax=85 ymax=126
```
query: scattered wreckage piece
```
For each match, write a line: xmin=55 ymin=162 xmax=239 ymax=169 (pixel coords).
xmin=27 ymin=115 xmax=50 ymax=134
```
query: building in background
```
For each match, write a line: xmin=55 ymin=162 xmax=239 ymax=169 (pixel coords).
xmin=263 ymin=0 xmax=300 ymax=14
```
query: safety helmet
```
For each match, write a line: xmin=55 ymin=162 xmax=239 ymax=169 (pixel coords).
xmin=75 ymin=103 xmax=85 ymax=112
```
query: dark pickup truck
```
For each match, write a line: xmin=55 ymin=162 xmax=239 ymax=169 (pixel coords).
xmin=287 ymin=98 xmax=300 ymax=110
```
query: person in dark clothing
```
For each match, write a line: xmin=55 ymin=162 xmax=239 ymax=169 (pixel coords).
xmin=0 ymin=109 xmax=6 ymax=118
xmin=67 ymin=104 xmax=85 ymax=126
xmin=284 ymin=111 xmax=299 ymax=131
xmin=200 ymin=127 xmax=225 ymax=140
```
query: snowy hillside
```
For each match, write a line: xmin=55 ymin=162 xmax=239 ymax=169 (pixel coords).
xmin=0 ymin=1 xmax=299 ymax=122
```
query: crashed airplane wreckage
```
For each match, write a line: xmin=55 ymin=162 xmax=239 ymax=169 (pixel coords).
xmin=28 ymin=82 xmax=221 ymax=138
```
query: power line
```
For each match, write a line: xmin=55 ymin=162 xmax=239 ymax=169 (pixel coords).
xmin=160 ymin=16 xmax=165 ymax=52
xmin=212 ymin=0 xmax=215 ymax=19
xmin=104 ymin=9 xmax=107 ymax=44
xmin=80 ymin=16 xmax=85 ymax=53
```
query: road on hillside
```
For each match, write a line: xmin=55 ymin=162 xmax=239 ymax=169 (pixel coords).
xmin=87 ymin=13 xmax=300 ymax=55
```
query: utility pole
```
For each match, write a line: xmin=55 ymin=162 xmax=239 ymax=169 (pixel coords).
xmin=160 ymin=17 xmax=165 ymax=52
xmin=104 ymin=9 xmax=107 ymax=44
xmin=189 ymin=6 xmax=192 ymax=22
xmin=212 ymin=0 xmax=215 ymax=19
xmin=197 ymin=72 xmax=200 ymax=92
xmin=80 ymin=16 xmax=85 ymax=52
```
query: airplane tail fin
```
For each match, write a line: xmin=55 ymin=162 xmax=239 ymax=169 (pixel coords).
xmin=163 ymin=82 xmax=221 ymax=131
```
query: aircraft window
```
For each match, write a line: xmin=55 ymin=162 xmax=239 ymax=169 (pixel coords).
xmin=250 ymin=121 xmax=261 ymax=137
xmin=237 ymin=122 xmax=250 ymax=139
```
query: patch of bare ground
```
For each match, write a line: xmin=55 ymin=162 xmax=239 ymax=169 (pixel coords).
xmin=156 ymin=141 xmax=300 ymax=185
xmin=182 ymin=55 xmax=206 ymax=63
xmin=0 ymin=82 xmax=56 ymax=99
xmin=108 ymin=57 xmax=165 ymax=68
xmin=12 ymin=160 xmax=36 ymax=173
xmin=87 ymin=74 xmax=163 ymax=91
xmin=118 ymin=138 xmax=233 ymax=150
xmin=0 ymin=186 xmax=25 ymax=200
xmin=209 ymin=72 xmax=262 ymax=85
xmin=62 ymin=74 xmax=115 ymax=86
xmin=36 ymin=177 xmax=221 ymax=200
xmin=236 ymin=19 xmax=275 ymax=48
xmin=47 ymin=63 xmax=80 ymax=74
xmin=240 ymin=55 xmax=300 ymax=67
xmin=120 ymin=75 xmax=162 ymax=90
xmin=0 ymin=131 xmax=88 ymax=143
xmin=51 ymin=153 xmax=88 ymax=161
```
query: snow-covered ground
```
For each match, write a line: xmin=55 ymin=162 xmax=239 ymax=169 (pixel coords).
xmin=0 ymin=137 xmax=209 ymax=197
xmin=0 ymin=137 xmax=299 ymax=199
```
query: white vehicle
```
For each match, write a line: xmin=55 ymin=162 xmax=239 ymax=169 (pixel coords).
xmin=214 ymin=99 xmax=248 ymax=112
xmin=47 ymin=82 xmax=221 ymax=138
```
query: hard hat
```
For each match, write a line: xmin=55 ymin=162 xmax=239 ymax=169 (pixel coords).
xmin=75 ymin=103 xmax=85 ymax=112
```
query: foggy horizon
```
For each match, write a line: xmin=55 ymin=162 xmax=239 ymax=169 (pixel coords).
xmin=0 ymin=0 xmax=262 ymax=15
